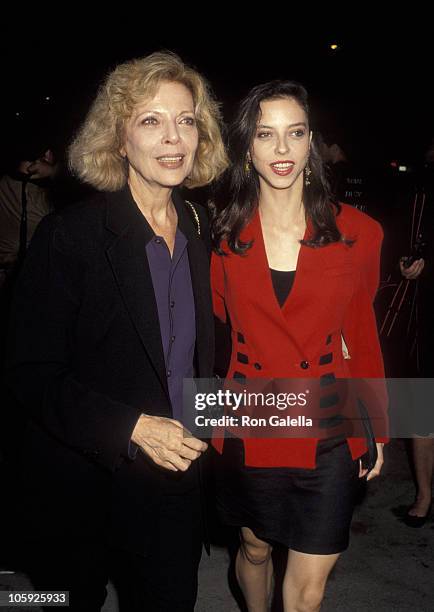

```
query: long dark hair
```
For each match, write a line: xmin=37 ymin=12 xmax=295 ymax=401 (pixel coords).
xmin=211 ymin=80 xmax=350 ymax=254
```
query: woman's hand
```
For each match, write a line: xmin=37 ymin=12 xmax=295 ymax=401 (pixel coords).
xmin=131 ymin=414 xmax=208 ymax=471
xmin=400 ymin=258 xmax=425 ymax=280
xmin=358 ymin=443 xmax=384 ymax=480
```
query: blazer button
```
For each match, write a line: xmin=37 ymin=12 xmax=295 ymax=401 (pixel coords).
xmin=254 ymin=363 xmax=262 ymax=370
xmin=300 ymin=360 xmax=309 ymax=369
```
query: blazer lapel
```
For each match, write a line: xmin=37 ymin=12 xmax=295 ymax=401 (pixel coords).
xmin=239 ymin=210 xmax=305 ymax=319
xmin=239 ymin=209 xmax=330 ymax=355
xmin=241 ymin=209 xmax=330 ymax=314
xmin=105 ymin=189 xmax=169 ymax=398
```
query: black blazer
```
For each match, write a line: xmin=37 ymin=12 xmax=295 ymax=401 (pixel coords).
xmin=5 ymin=186 xmax=214 ymax=553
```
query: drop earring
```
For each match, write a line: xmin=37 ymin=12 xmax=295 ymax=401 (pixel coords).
xmin=245 ymin=156 xmax=252 ymax=176
xmin=304 ymin=162 xmax=312 ymax=186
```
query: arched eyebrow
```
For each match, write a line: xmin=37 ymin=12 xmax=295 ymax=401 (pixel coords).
xmin=256 ymin=122 xmax=307 ymax=129
xmin=134 ymin=109 xmax=195 ymax=121
xmin=137 ymin=107 xmax=194 ymax=117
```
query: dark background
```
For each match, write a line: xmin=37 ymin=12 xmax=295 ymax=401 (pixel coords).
xmin=1 ymin=19 xmax=432 ymax=171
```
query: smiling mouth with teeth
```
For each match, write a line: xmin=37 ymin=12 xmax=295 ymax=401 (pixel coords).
xmin=157 ymin=155 xmax=184 ymax=162
xmin=270 ymin=160 xmax=295 ymax=175
xmin=156 ymin=154 xmax=186 ymax=169
xmin=270 ymin=162 xmax=294 ymax=169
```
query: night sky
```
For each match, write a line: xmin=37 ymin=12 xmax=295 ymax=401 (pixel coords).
xmin=1 ymin=20 xmax=432 ymax=170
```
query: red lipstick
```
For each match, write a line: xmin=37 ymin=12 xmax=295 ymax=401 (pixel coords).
xmin=270 ymin=160 xmax=295 ymax=176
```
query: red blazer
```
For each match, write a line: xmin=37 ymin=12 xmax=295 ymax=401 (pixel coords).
xmin=211 ymin=203 xmax=388 ymax=468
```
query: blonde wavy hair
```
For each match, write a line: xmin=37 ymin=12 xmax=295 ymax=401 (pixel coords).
xmin=69 ymin=51 xmax=228 ymax=191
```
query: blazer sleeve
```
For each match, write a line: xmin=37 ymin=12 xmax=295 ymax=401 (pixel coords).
xmin=211 ymin=252 xmax=227 ymax=323
xmin=6 ymin=215 xmax=141 ymax=472
xmin=342 ymin=219 xmax=389 ymax=442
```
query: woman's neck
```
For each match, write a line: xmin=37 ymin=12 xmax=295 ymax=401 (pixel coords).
xmin=258 ymin=176 xmax=305 ymax=232
xmin=128 ymin=173 xmax=175 ymax=228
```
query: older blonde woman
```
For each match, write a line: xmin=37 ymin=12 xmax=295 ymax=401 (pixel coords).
xmin=7 ymin=52 xmax=227 ymax=611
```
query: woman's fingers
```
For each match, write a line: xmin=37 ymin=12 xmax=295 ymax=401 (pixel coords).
xmin=358 ymin=443 xmax=384 ymax=480
xmin=366 ymin=443 xmax=384 ymax=481
xmin=181 ymin=431 xmax=208 ymax=452
xmin=139 ymin=440 xmax=177 ymax=471
xmin=358 ymin=461 xmax=369 ymax=479
xmin=131 ymin=414 xmax=207 ymax=470
xmin=400 ymin=258 xmax=425 ymax=279
xmin=179 ymin=445 xmax=202 ymax=462
xmin=366 ymin=457 xmax=384 ymax=481
xmin=141 ymin=440 xmax=192 ymax=471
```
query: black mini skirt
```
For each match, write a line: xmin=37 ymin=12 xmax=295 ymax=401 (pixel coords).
xmin=213 ymin=435 xmax=361 ymax=554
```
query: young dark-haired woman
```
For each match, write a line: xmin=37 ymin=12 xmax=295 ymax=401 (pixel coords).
xmin=210 ymin=81 xmax=388 ymax=612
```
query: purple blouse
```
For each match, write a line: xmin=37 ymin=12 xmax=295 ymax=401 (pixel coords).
xmin=146 ymin=228 xmax=196 ymax=422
